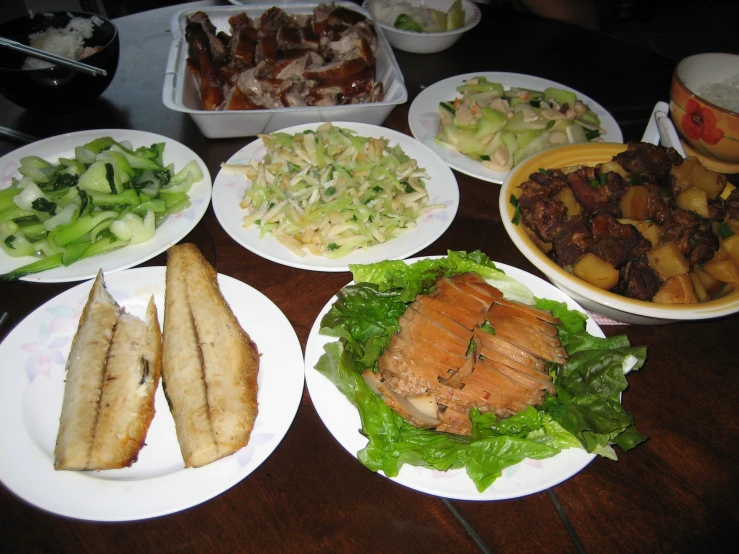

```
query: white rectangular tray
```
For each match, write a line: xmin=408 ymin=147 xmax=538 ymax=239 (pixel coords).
xmin=163 ymin=2 xmax=408 ymax=138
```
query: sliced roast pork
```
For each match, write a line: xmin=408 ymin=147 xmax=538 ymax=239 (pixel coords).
xmin=370 ymin=273 xmax=564 ymax=435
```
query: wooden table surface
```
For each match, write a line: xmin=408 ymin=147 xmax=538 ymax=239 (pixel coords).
xmin=1 ymin=2 xmax=737 ymax=553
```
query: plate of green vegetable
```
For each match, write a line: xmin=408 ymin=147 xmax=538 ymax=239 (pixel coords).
xmin=304 ymin=252 xmax=647 ymax=499
xmin=0 ymin=129 xmax=211 ymax=282
xmin=408 ymin=72 xmax=623 ymax=184
xmin=212 ymin=122 xmax=458 ymax=272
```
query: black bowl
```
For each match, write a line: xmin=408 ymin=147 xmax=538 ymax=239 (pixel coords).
xmin=0 ymin=11 xmax=119 ymax=114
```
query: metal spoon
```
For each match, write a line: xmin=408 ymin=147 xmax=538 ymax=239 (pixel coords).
xmin=0 ymin=36 xmax=107 ymax=77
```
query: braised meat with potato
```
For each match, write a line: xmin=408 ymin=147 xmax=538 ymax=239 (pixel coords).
xmin=513 ymin=142 xmax=739 ymax=304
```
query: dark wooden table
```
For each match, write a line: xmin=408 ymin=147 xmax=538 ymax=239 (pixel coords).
xmin=1 ymin=2 xmax=737 ymax=553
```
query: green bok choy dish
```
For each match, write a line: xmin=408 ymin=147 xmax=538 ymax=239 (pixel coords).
xmin=0 ymin=136 xmax=202 ymax=281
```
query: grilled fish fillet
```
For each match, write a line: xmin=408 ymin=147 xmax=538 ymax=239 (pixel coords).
xmin=162 ymin=243 xmax=260 ymax=468
xmin=54 ymin=271 xmax=162 ymax=470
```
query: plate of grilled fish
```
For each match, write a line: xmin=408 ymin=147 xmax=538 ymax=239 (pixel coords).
xmin=303 ymin=256 xmax=642 ymax=500
xmin=0 ymin=244 xmax=304 ymax=521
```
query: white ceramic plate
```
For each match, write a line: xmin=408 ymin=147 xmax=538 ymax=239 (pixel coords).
xmin=304 ymin=260 xmax=604 ymax=500
xmin=212 ymin=122 xmax=459 ymax=272
xmin=0 ymin=130 xmax=212 ymax=282
xmin=0 ymin=267 xmax=304 ymax=521
xmin=408 ymin=72 xmax=624 ymax=184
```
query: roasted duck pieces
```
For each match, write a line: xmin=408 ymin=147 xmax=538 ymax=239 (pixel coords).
xmin=185 ymin=15 xmax=226 ymax=110
xmin=54 ymin=271 xmax=162 ymax=471
xmin=184 ymin=4 xmax=384 ymax=111
xmin=162 ymin=243 xmax=260 ymax=468
xmin=365 ymin=273 xmax=563 ymax=436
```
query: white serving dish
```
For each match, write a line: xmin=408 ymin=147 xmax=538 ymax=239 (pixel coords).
xmin=363 ymin=0 xmax=481 ymax=54
xmin=163 ymin=2 xmax=408 ymax=138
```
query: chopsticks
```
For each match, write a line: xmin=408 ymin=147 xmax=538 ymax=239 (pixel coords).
xmin=0 ymin=37 xmax=107 ymax=77
xmin=0 ymin=125 xmax=37 ymax=145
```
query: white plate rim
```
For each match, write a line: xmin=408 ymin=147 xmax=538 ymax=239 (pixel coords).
xmin=408 ymin=72 xmax=624 ymax=184
xmin=0 ymin=266 xmax=304 ymax=521
xmin=304 ymin=258 xmax=604 ymax=501
xmin=0 ymin=129 xmax=212 ymax=283
xmin=212 ymin=121 xmax=459 ymax=272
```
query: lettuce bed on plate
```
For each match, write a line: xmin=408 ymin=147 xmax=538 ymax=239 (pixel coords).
xmin=315 ymin=251 xmax=647 ymax=492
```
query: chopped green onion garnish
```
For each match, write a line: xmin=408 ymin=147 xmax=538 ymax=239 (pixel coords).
xmin=718 ymin=222 xmax=735 ymax=238
xmin=510 ymin=194 xmax=520 ymax=225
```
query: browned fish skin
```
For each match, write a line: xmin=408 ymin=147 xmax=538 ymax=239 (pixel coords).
xmin=162 ymin=244 xmax=260 ymax=468
xmin=54 ymin=272 xmax=162 ymax=471
xmin=54 ymin=272 xmax=120 ymax=470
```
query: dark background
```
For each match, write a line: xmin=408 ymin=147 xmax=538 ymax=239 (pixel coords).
xmin=2 ymin=0 xmax=739 ymax=61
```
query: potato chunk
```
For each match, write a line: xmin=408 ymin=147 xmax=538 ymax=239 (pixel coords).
xmin=598 ymin=160 xmax=629 ymax=179
xmin=619 ymin=219 xmax=662 ymax=248
xmin=647 ymin=242 xmax=690 ymax=280
xmin=703 ymin=258 xmax=739 ymax=284
xmin=675 ymin=187 xmax=710 ymax=218
xmin=695 ymin=267 xmax=724 ymax=295
xmin=669 ymin=157 xmax=700 ymax=192
xmin=722 ymin=233 xmax=739 ymax=267
xmin=720 ymin=182 xmax=736 ymax=201
xmin=573 ymin=253 xmax=620 ymax=290
xmin=652 ymin=275 xmax=698 ymax=304
xmin=558 ymin=186 xmax=581 ymax=218
xmin=619 ymin=186 xmax=649 ymax=220
xmin=690 ymin=164 xmax=727 ymax=199
xmin=690 ymin=272 xmax=710 ymax=302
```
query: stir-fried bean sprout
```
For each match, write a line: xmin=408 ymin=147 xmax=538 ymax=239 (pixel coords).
xmin=223 ymin=123 xmax=445 ymax=258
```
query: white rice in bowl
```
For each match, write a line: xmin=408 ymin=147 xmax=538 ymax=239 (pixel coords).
xmin=697 ymin=74 xmax=739 ymax=113
xmin=22 ymin=15 xmax=104 ymax=70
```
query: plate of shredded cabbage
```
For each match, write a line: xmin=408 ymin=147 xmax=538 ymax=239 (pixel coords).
xmin=212 ymin=122 xmax=459 ymax=271
xmin=0 ymin=129 xmax=211 ymax=283
xmin=409 ymin=72 xmax=623 ymax=184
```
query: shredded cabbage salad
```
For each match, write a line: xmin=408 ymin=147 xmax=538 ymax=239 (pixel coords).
xmin=223 ymin=123 xmax=445 ymax=258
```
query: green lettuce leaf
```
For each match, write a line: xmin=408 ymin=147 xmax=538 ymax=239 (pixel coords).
xmin=349 ymin=250 xmax=535 ymax=304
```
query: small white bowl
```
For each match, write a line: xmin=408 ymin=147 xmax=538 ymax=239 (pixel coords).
xmin=363 ymin=0 xmax=481 ymax=54
xmin=499 ymin=142 xmax=739 ymax=325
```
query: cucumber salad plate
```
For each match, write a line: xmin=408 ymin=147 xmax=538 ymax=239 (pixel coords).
xmin=408 ymin=72 xmax=623 ymax=184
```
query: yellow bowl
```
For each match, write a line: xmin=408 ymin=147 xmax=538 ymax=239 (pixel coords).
xmin=499 ymin=142 xmax=739 ymax=324
xmin=669 ymin=53 xmax=739 ymax=164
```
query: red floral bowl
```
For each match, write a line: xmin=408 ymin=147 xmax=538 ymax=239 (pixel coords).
xmin=669 ymin=53 xmax=739 ymax=164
